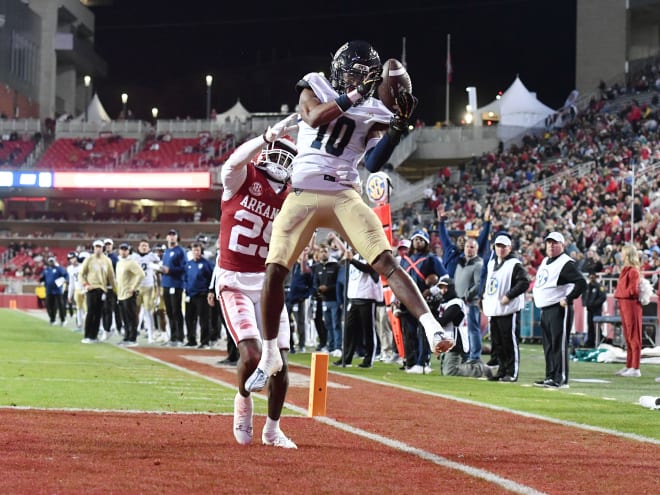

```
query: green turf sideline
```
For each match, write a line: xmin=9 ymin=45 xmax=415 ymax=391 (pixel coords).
xmin=0 ymin=309 xmax=249 ymax=414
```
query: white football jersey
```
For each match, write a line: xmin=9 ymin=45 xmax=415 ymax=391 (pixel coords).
xmin=131 ymin=251 xmax=160 ymax=288
xmin=291 ymin=72 xmax=392 ymax=191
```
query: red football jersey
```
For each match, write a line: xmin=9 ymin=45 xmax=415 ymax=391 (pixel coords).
xmin=219 ymin=165 xmax=288 ymax=273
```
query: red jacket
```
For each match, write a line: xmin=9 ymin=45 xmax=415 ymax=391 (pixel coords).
xmin=614 ymin=266 xmax=640 ymax=300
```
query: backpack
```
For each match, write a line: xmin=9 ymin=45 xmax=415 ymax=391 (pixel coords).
xmin=638 ymin=277 xmax=653 ymax=306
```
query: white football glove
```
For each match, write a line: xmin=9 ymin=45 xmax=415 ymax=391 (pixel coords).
xmin=429 ymin=286 xmax=440 ymax=296
xmin=263 ymin=113 xmax=299 ymax=143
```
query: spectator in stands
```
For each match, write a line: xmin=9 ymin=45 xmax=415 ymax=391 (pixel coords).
xmin=39 ymin=257 xmax=68 ymax=326
xmin=115 ymin=243 xmax=145 ymax=347
xmin=614 ymin=245 xmax=643 ymax=377
xmin=161 ymin=229 xmax=186 ymax=346
xmin=80 ymin=240 xmax=117 ymax=344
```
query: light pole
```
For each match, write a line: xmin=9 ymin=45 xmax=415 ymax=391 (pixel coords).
xmin=83 ymin=75 xmax=91 ymax=122
xmin=121 ymin=92 xmax=128 ymax=119
xmin=205 ymin=75 xmax=213 ymax=119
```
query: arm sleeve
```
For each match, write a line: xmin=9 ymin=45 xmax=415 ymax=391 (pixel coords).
xmin=506 ymin=263 xmax=531 ymax=299
xmin=437 ymin=305 xmax=464 ymax=327
xmin=363 ymin=131 xmax=401 ymax=173
xmin=476 ymin=221 xmax=492 ymax=258
xmin=559 ymin=262 xmax=587 ymax=302
xmin=221 ymin=135 xmax=265 ymax=198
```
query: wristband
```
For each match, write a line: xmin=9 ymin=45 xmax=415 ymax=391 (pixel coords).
xmin=334 ymin=94 xmax=352 ymax=112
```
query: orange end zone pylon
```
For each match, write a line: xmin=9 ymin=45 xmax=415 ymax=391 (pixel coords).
xmin=308 ymin=352 xmax=329 ymax=417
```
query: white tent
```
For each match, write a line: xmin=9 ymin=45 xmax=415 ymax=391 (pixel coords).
xmin=475 ymin=76 xmax=554 ymax=141
xmin=215 ymin=99 xmax=251 ymax=124
xmin=74 ymin=93 xmax=111 ymax=123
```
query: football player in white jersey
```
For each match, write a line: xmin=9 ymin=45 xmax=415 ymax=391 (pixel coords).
xmin=215 ymin=114 xmax=299 ymax=449
xmin=66 ymin=252 xmax=86 ymax=330
xmin=247 ymin=40 xmax=454 ymax=394
xmin=131 ymin=240 xmax=162 ymax=343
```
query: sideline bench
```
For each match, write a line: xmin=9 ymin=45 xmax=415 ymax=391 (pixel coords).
xmin=593 ymin=315 xmax=658 ymax=347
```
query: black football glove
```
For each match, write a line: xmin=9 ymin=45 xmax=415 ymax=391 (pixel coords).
xmin=356 ymin=69 xmax=383 ymax=98
xmin=389 ymin=92 xmax=418 ymax=135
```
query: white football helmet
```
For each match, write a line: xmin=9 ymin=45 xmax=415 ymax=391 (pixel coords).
xmin=255 ymin=138 xmax=298 ymax=185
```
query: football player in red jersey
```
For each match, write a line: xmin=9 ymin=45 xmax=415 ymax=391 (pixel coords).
xmin=215 ymin=114 xmax=299 ymax=449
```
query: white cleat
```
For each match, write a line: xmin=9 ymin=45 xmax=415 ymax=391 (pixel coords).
xmin=262 ymin=429 xmax=297 ymax=449
xmin=233 ymin=393 xmax=253 ymax=445
xmin=245 ymin=350 xmax=283 ymax=393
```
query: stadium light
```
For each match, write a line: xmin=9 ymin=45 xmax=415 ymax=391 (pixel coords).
xmin=151 ymin=107 xmax=159 ymax=119
xmin=121 ymin=93 xmax=128 ymax=119
xmin=83 ymin=75 xmax=91 ymax=122
xmin=205 ymin=75 xmax=213 ymax=120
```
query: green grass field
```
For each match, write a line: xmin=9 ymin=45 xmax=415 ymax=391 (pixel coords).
xmin=2 ymin=308 xmax=659 ymax=441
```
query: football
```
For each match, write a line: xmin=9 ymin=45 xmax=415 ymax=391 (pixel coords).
xmin=378 ymin=58 xmax=413 ymax=111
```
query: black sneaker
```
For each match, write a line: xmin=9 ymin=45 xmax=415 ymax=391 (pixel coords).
xmin=184 ymin=342 xmax=197 ymax=347
xmin=332 ymin=360 xmax=351 ymax=367
xmin=488 ymin=374 xmax=503 ymax=382
xmin=357 ymin=362 xmax=372 ymax=369
xmin=533 ymin=378 xmax=550 ymax=387
xmin=544 ymin=379 xmax=561 ymax=389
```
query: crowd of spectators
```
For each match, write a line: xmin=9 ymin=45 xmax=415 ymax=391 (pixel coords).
xmin=393 ymin=67 xmax=660 ymax=286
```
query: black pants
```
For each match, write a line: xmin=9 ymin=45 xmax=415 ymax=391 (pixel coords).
xmin=313 ymin=298 xmax=327 ymax=349
xmin=343 ymin=300 xmax=377 ymax=366
xmin=103 ymin=290 xmax=121 ymax=333
xmin=540 ymin=304 xmax=572 ymax=385
xmin=489 ymin=312 xmax=520 ymax=379
xmin=46 ymin=293 xmax=66 ymax=324
xmin=84 ymin=289 xmax=105 ymax=340
xmin=585 ymin=307 xmax=601 ymax=348
xmin=209 ymin=299 xmax=220 ymax=342
xmin=164 ymin=287 xmax=184 ymax=343
xmin=119 ymin=294 xmax=139 ymax=342
xmin=286 ymin=298 xmax=307 ymax=350
xmin=185 ymin=293 xmax=210 ymax=345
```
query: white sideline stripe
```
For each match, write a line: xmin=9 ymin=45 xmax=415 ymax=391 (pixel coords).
xmin=134 ymin=352 xmax=549 ymax=494
xmin=313 ymin=415 xmax=548 ymax=495
xmin=324 ymin=370 xmax=660 ymax=446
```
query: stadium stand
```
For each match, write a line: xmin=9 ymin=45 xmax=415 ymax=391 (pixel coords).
xmin=36 ymin=136 xmax=137 ymax=169
xmin=0 ymin=137 xmax=37 ymax=167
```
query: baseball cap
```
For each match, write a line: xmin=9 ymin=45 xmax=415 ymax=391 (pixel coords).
xmin=544 ymin=232 xmax=565 ymax=244
xmin=167 ymin=229 xmax=178 ymax=237
xmin=410 ymin=229 xmax=430 ymax=244
xmin=438 ymin=275 xmax=452 ymax=286
xmin=103 ymin=238 xmax=113 ymax=245
xmin=494 ymin=235 xmax=512 ymax=247
xmin=118 ymin=242 xmax=130 ymax=250
xmin=67 ymin=251 xmax=78 ymax=259
xmin=47 ymin=256 xmax=56 ymax=263
xmin=397 ymin=239 xmax=411 ymax=249
xmin=93 ymin=240 xmax=104 ymax=248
